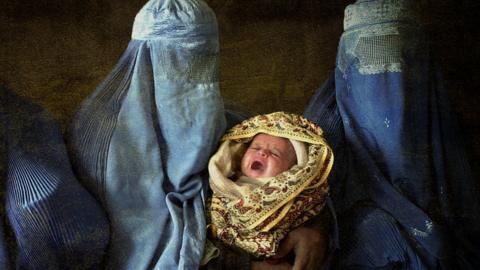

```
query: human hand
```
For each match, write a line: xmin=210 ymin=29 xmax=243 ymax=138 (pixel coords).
xmin=273 ymin=227 xmax=328 ymax=270
xmin=251 ymin=260 xmax=292 ymax=270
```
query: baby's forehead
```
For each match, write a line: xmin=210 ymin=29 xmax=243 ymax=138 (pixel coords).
xmin=250 ymin=133 xmax=293 ymax=149
xmin=252 ymin=133 xmax=284 ymax=142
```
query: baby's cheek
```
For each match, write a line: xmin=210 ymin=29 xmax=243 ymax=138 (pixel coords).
xmin=268 ymin=162 xmax=282 ymax=175
xmin=279 ymin=161 xmax=292 ymax=174
xmin=240 ymin=154 xmax=249 ymax=167
xmin=240 ymin=156 xmax=252 ymax=174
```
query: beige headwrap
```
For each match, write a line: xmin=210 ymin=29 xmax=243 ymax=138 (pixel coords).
xmin=205 ymin=112 xmax=333 ymax=258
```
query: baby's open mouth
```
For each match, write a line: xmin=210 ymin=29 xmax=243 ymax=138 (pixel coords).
xmin=251 ymin=161 xmax=263 ymax=171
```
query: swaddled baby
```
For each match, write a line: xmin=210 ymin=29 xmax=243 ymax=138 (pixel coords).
xmin=204 ymin=112 xmax=333 ymax=260
xmin=241 ymin=133 xmax=298 ymax=179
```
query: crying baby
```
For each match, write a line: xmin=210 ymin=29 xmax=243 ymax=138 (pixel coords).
xmin=204 ymin=112 xmax=333 ymax=260
xmin=240 ymin=133 xmax=302 ymax=179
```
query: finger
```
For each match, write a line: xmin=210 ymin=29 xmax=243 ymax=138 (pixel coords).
xmin=294 ymin=248 xmax=325 ymax=270
xmin=305 ymin=255 xmax=318 ymax=270
xmin=273 ymin=262 xmax=293 ymax=270
xmin=252 ymin=261 xmax=292 ymax=270
xmin=291 ymin=246 xmax=308 ymax=270
xmin=274 ymin=235 xmax=295 ymax=259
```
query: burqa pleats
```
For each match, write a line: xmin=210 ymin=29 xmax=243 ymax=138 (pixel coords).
xmin=0 ymin=86 xmax=109 ymax=269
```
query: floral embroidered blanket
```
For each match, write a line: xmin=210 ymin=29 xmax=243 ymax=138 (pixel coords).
xmin=207 ymin=112 xmax=333 ymax=257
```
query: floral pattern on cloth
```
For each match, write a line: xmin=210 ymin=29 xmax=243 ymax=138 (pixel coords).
xmin=207 ymin=112 xmax=333 ymax=257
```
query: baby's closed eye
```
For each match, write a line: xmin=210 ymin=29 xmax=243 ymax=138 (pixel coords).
xmin=271 ymin=151 xmax=280 ymax=157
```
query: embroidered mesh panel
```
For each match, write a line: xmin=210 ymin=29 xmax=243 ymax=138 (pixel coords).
xmin=354 ymin=33 xmax=402 ymax=75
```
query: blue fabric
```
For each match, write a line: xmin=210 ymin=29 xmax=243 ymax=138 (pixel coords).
xmin=68 ymin=1 xmax=226 ymax=269
xmin=339 ymin=204 xmax=431 ymax=269
xmin=0 ymin=222 xmax=8 ymax=270
xmin=0 ymin=94 xmax=9 ymax=269
xmin=304 ymin=0 xmax=480 ymax=269
xmin=0 ymin=86 xmax=109 ymax=269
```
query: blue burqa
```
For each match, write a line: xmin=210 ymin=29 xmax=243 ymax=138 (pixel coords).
xmin=68 ymin=0 xmax=226 ymax=269
xmin=0 ymin=86 xmax=109 ymax=269
xmin=304 ymin=0 xmax=480 ymax=269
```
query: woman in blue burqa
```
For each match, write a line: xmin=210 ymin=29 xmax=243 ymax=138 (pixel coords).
xmin=304 ymin=0 xmax=480 ymax=269
xmin=68 ymin=0 xmax=226 ymax=269
xmin=0 ymin=86 xmax=109 ymax=269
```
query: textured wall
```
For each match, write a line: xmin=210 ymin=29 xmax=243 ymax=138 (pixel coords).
xmin=0 ymin=0 xmax=479 ymax=160
xmin=0 ymin=1 xmax=345 ymax=123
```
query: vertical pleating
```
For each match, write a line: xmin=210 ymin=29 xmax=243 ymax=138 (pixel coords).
xmin=1 ymin=87 xmax=109 ymax=269
xmin=70 ymin=41 xmax=141 ymax=203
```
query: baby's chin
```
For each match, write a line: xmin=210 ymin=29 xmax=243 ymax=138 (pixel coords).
xmin=243 ymin=171 xmax=262 ymax=179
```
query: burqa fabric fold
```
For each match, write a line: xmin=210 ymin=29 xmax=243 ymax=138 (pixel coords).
xmin=304 ymin=0 xmax=480 ymax=269
xmin=0 ymin=86 xmax=109 ymax=269
xmin=68 ymin=0 xmax=226 ymax=269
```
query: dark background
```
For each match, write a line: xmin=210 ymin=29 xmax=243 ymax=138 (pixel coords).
xmin=1 ymin=0 xmax=479 ymax=162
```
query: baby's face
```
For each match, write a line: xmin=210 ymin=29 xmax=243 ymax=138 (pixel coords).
xmin=240 ymin=134 xmax=297 ymax=178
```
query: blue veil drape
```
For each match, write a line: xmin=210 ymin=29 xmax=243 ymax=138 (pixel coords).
xmin=68 ymin=0 xmax=226 ymax=269
xmin=304 ymin=0 xmax=480 ymax=268
xmin=0 ymin=86 xmax=109 ymax=269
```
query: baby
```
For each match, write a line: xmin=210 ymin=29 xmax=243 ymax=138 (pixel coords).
xmin=205 ymin=111 xmax=333 ymax=260
xmin=240 ymin=133 xmax=298 ymax=179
